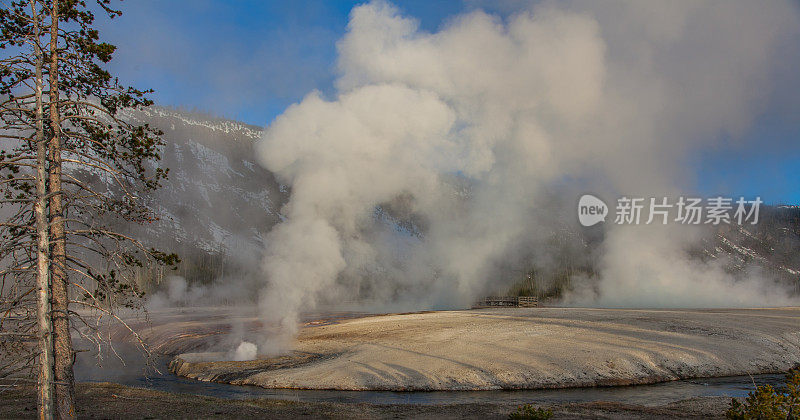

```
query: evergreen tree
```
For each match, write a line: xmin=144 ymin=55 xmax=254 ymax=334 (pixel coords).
xmin=1 ymin=1 xmax=177 ymax=418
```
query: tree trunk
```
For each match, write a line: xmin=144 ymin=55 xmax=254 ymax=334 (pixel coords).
xmin=31 ymin=1 xmax=54 ymax=418
xmin=47 ymin=0 xmax=76 ymax=418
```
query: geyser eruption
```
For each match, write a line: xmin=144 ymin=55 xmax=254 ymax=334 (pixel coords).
xmin=252 ymin=0 xmax=800 ymax=355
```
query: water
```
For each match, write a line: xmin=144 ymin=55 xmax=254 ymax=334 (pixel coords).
xmin=74 ymin=346 xmax=786 ymax=406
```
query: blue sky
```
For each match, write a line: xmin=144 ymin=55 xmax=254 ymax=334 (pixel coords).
xmin=98 ymin=1 xmax=468 ymax=126
xmin=96 ymin=0 xmax=800 ymax=204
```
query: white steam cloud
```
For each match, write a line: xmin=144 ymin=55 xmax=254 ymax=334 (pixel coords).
xmin=252 ymin=1 xmax=800 ymax=355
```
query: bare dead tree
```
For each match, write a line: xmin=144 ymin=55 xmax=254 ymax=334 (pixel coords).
xmin=31 ymin=0 xmax=53 ymax=417
xmin=1 ymin=2 xmax=55 ymax=419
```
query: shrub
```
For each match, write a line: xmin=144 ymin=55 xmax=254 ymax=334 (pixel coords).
xmin=726 ymin=367 xmax=800 ymax=419
xmin=508 ymin=403 xmax=554 ymax=420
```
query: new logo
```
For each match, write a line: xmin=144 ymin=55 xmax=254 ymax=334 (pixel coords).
xmin=578 ymin=194 xmax=608 ymax=226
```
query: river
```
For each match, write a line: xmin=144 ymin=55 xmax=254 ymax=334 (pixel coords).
xmin=74 ymin=344 xmax=784 ymax=406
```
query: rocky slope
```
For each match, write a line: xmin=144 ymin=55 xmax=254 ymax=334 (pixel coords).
xmin=113 ymin=107 xmax=799 ymax=298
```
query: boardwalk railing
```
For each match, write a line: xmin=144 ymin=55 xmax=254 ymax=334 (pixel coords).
xmin=472 ymin=296 xmax=538 ymax=308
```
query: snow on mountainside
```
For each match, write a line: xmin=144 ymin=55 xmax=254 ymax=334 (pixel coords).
xmin=119 ymin=107 xmax=287 ymax=260
xmin=109 ymin=107 xmax=798 ymax=296
xmin=706 ymin=207 xmax=800 ymax=284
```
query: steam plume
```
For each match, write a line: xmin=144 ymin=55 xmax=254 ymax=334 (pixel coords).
xmin=253 ymin=0 xmax=800 ymax=355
